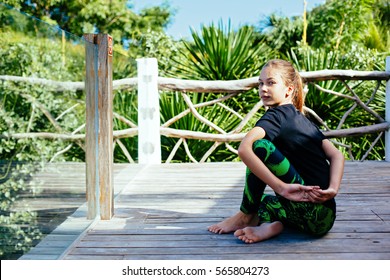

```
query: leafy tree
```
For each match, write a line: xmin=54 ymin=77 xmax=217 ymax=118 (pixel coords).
xmin=1 ymin=0 xmax=173 ymax=48
xmin=256 ymin=0 xmax=389 ymax=55
xmin=364 ymin=0 xmax=390 ymax=52
xmin=307 ymin=0 xmax=375 ymax=51
xmin=130 ymin=30 xmax=184 ymax=76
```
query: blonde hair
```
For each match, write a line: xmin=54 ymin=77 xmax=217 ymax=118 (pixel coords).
xmin=262 ymin=59 xmax=305 ymax=113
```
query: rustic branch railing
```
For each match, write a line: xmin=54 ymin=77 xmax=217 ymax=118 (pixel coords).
xmin=1 ymin=59 xmax=390 ymax=164
xmin=1 ymin=69 xmax=388 ymax=91
xmin=153 ymin=64 xmax=390 ymax=163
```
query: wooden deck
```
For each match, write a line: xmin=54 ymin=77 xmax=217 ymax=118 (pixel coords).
xmin=19 ymin=161 xmax=390 ymax=260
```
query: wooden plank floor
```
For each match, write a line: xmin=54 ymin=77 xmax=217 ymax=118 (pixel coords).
xmin=11 ymin=162 xmax=125 ymax=235
xmin=20 ymin=161 xmax=390 ymax=260
xmin=15 ymin=162 xmax=144 ymax=260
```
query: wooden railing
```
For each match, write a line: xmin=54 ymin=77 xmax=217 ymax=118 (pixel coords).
xmin=130 ymin=58 xmax=390 ymax=164
xmin=4 ymin=60 xmax=388 ymax=159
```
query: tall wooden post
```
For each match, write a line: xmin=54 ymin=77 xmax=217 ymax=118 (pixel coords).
xmin=386 ymin=56 xmax=390 ymax=162
xmin=84 ymin=34 xmax=114 ymax=219
xmin=137 ymin=58 xmax=161 ymax=164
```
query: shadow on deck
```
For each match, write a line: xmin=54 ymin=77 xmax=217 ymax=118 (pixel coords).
xmin=19 ymin=161 xmax=390 ymax=260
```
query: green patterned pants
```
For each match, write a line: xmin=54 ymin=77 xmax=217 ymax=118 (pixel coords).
xmin=240 ymin=139 xmax=335 ymax=236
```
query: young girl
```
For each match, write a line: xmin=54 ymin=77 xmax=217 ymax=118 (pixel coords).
xmin=208 ymin=59 xmax=345 ymax=243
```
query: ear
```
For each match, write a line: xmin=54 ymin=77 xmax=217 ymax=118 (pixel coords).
xmin=285 ymin=85 xmax=294 ymax=97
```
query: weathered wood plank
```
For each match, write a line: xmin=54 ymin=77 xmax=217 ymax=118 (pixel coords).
xmin=62 ymin=252 xmax=390 ymax=260
xmin=81 ymin=231 xmax=390 ymax=241
xmin=66 ymin=241 xmax=390 ymax=256
xmin=117 ymin=252 xmax=390 ymax=260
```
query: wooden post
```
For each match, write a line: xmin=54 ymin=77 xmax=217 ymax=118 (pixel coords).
xmin=84 ymin=34 xmax=114 ymax=219
xmin=137 ymin=58 xmax=161 ymax=164
xmin=386 ymin=56 xmax=390 ymax=162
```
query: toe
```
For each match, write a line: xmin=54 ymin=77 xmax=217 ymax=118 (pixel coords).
xmin=208 ymin=226 xmax=221 ymax=234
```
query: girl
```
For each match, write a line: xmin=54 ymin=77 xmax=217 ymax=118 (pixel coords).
xmin=208 ymin=59 xmax=345 ymax=243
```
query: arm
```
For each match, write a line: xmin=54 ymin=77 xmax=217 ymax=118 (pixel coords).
xmin=238 ymin=127 xmax=315 ymax=201
xmin=308 ymin=139 xmax=345 ymax=203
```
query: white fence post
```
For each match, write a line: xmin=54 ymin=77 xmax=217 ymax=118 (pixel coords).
xmin=386 ymin=56 xmax=390 ymax=162
xmin=137 ymin=58 xmax=161 ymax=164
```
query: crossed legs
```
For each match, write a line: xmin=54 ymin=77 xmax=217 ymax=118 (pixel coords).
xmin=208 ymin=139 xmax=303 ymax=243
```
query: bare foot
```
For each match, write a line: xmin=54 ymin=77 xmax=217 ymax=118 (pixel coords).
xmin=234 ymin=221 xmax=284 ymax=243
xmin=208 ymin=211 xmax=259 ymax=234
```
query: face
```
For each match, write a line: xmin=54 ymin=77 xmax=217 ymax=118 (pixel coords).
xmin=258 ymin=66 xmax=294 ymax=108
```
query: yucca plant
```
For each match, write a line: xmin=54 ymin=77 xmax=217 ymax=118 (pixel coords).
xmin=176 ymin=20 xmax=270 ymax=81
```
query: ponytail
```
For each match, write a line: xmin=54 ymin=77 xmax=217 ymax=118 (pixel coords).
xmin=292 ymin=68 xmax=305 ymax=113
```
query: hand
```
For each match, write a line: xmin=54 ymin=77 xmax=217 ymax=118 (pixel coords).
xmin=306 ymin=187 xmax=337 ymax=203
xmin=279 ymin=183 xmax=338 ymax=203
xmin=279 ymin=183 xmax=319 ymax=202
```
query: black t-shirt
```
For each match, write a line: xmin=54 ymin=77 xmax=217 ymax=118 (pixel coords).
xmin=255 ymin=104 xmax=335 ymax=209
